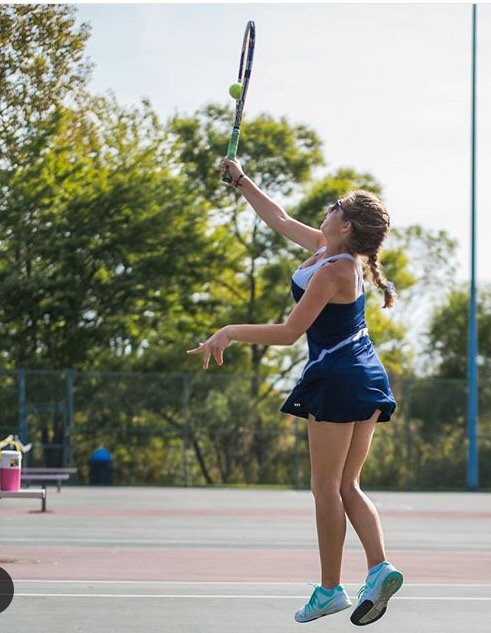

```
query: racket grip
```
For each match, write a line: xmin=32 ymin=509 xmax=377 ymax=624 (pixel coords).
xmin=222 ymin=129 xmax=240 ymax=184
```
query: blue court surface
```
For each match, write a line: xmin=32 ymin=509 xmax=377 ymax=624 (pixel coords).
xmin=0 ymin=487 xmax=490 ymax=632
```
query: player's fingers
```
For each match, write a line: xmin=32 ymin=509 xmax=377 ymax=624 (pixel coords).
xmin=223 ymin=157 xmax=239 ymax=170
xmin=220 ymin=159 xmax=234 ymax=184
xmin=186 ymin=343 xmax=205 ymax=355
xmin=213 ymin=347 xmax=224 ymax=367
xmin=203 ymin=350 xmax=211 ymax=370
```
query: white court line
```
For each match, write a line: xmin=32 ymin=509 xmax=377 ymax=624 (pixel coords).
xmin=4 ymin=538 xmax=491 ymax=553
xmin=12 ymin=594 xmax=491 ymax=601
xmin=13 ymin=580 xmax=491 ymax=587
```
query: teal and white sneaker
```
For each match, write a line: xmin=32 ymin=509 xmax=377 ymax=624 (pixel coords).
xmin=295 ymin=583 xmax=352 ymax=623
xmin=350 ymin=561 xmax=403 ymax=626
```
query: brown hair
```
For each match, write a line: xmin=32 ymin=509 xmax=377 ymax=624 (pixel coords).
xmin=341 ymin=190 xmax=397 ymax=308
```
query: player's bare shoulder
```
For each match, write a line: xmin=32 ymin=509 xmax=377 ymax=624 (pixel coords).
xmin=320 ymin=257 xmax=355 ymax=279
xmin=310 ymin=257 xmax=357 ymax=296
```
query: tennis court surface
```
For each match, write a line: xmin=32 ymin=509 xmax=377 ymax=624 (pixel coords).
xmin=1 ymin=487 xmax=490 ymax=631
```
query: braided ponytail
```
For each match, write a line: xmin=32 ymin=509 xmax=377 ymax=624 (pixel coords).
xmin=367 ymin=251 xmax=397 ymax=309
xmin=340 ymin=190 xmax=396 ymax=309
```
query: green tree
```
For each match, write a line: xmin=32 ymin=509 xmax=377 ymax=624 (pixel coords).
xmin=0 ymin=5 xmax=91 ymax=166
xmin=381 ymin=225 xmax=459 ymax=376
xmin=0 ymin=3 xmax=223 ymax=371
xmin=424 ymin=285 xmax=491 ymax=380
xmin=0 ymin=94 xmax=221 ymax=369
xmin=405 ymin=286 xmax=491 ymax=488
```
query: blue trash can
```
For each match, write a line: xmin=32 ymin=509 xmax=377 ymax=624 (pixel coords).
xmin=89 ymin=448 xmax=113 ymax=485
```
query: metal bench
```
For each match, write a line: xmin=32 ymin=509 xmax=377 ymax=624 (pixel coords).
xmin=22 ymin=468 xmax=78 ymax=475
xmin=21 ymin=473 xmax=70 ymax=493
xmin=0 ymin=488 xmax=47 ymax=512
xmin=21 ymin=467 xmax=77 ymax=492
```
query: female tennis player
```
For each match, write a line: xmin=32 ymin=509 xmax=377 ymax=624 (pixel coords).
xmin=187 ymin=157 xmax=403 ymax=627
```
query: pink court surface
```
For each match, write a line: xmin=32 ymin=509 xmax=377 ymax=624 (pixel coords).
xmin=0 ymin=486 xmax=490 ymax=632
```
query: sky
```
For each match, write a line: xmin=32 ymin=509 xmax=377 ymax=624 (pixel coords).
xmin=74 ymin=2 xmax=491 ymax=284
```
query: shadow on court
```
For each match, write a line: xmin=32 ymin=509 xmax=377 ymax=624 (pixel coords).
xmin=0 ymin=487 xmax=490 ymax=631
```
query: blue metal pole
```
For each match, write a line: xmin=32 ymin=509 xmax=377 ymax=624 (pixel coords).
xmin=467 ymin=3 xmax=478 ymax=491
xmin=65 ymin=369 xmax=74 ymax=467
xmin=18 ymin=367 xmax=28 ymax=444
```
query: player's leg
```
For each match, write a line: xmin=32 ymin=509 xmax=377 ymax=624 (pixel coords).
xmin=309 ymin=415 xmax=355 ymax=588
xmin=294 ymin=415 xmax=354 ymax=623
xmin=339 ymin=410 xmax=386 ymax=568
xmin=339 ymin=410 xmax=403 ymax=626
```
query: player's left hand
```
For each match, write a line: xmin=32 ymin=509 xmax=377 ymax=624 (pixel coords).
xmin=186 ymin=327 xmax=231 ymax=369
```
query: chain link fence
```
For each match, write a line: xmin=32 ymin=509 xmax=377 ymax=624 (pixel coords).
xmin=1 ymin=369 xmax=490 ymax=489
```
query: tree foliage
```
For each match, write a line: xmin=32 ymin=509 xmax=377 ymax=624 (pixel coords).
xmin=0 ymin=93 xmax=224 ymax=369
xmin=425 ymin=285 xmax=491 ymax=380
xmin=0 ymin=4 xmax=91 ymax=166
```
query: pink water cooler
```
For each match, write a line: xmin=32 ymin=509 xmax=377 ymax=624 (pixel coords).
xmin=0 ymin=450 xmax=22 ymax=491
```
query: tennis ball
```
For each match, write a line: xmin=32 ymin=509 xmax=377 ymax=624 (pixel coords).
xmin=229 ymin=83 xmax=243 ymax=100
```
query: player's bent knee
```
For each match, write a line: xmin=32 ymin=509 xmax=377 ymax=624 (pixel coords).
xmin=340 ymin=480 xmax=361 ymax=499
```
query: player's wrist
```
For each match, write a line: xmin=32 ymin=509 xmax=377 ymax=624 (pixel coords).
xmin=232 ymin=173 xmax=246 ymax=188
xmin=234 ymin=174 xmax=253 ymax=191
xmin=221 ymin=325 xmax=234 ymax=342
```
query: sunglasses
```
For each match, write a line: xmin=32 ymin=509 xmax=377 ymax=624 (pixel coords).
xmin=328 ymin=199 xmax=345 ymax=213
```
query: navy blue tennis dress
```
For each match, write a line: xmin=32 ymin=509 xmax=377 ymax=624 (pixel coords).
xmin=280 ymin=249 xmax=396 ymax=423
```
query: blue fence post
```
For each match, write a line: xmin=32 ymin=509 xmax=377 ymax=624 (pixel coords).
xmin=65 ymin=369 xmax=74 ymax=467
xmin=18 ymin=368 xmax=28 ymax=444
xmin=182 ymin=374 xmax=190 ymax=487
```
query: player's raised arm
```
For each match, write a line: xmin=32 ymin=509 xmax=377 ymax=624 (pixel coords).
xmin=221 ymin=157 xmax=326 ymax=253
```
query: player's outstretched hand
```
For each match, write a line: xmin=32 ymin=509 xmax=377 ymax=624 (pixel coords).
xmin=186 ymin=328 xmax=231 ymax=370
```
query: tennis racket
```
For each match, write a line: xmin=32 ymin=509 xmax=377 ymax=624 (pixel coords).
xmin=222 ymin=20 xmax=256 ymax=184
